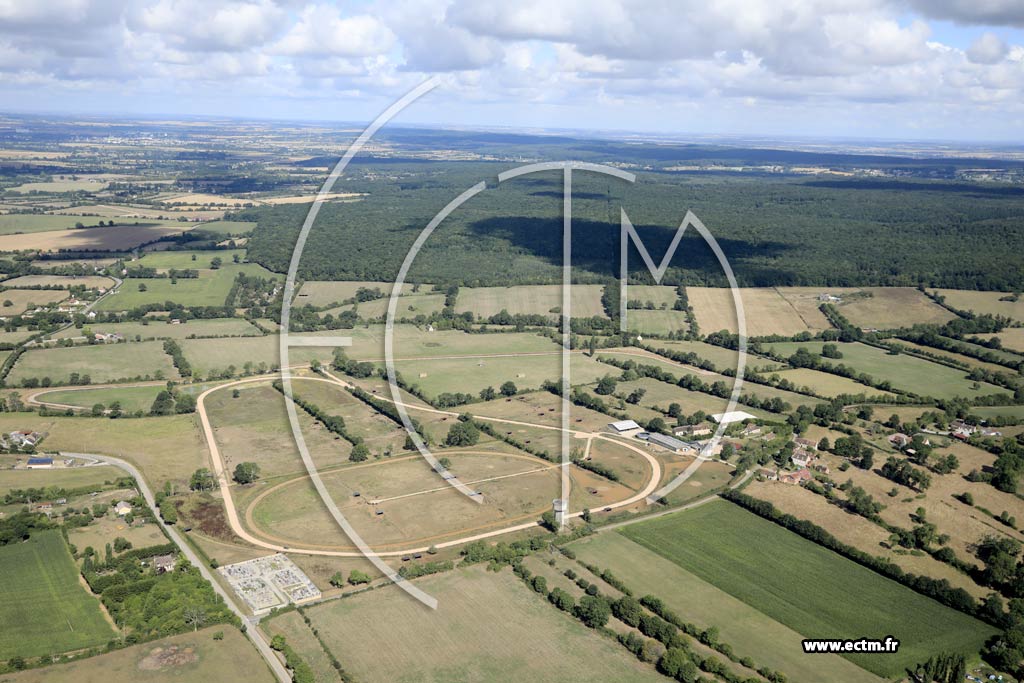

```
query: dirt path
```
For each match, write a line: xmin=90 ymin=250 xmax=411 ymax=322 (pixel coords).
xmin=196 ymin=373 xmax=663 ymax=557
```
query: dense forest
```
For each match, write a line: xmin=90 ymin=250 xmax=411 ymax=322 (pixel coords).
xmin=241 ymin=141 xmax=1024 ymax=290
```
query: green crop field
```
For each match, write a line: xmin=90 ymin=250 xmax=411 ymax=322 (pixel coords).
xmin=619 ymin=500 xmax=996 ymax=677
xmin=298 ymin=565 xmax=664 ymax=683
xmin=570 ymin=532 xmax=879 ymax=683
xmin=51 ymin=318 xmax=262 ymax=342
xmin=455 ymin=284 xmax=607 ymax=319
xmin=2 ymin=627 xmax=275 ymax=683
xmin=9 ymin=341 xmax=179 ymax=385
xmin=0 ymin=530 xmax=114 ymax=659
xmin=762 ymin=341 xmax=1007 ymax=400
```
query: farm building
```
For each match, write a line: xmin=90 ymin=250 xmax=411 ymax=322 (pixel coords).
xmin=10 ymin=431 xmax=42 ymax=448
xmin=794 ymin=437 xmax=818 ymax=450
xmin=674 ymin=423 xmax=713 ymax=437
xmin=641 ymin=432 xmax=696 ymax=454
xmin=780 ymin=468 xmax=813 ymax=485
xmin=709 ymin=410 xmax=757 ymax=425
xmin=151 ymin=554 xmax=177 ymax=574
xmin=757 ymin=468 xmax=778 ymax=481
xmin=25 ymin=457 xmax=53 ymax=469
xmin=888 ymin=433 xmax=912 ymax=448
xmin=114 ymin=501 xmax=133 ymax=516
xmin=791 ymin=449 xmax=816 ymax=468
xmin=608 ymin=419 xmax=642 ymax=436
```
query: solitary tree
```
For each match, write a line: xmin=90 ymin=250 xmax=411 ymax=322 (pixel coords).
xmin=232 ymin=462 xmax=260 ymax=485
xmin=500 ymin=381 xmax=518 ymax=397
xmin=349 ymin=443 xmax=370 ymax=462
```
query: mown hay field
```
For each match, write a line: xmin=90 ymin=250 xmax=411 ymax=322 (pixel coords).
xmin=299 ymin=565 xmax=665 ymax=683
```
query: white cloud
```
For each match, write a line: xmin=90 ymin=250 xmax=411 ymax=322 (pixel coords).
xmin=967 ymin=32 xmax=1009 ymax=64
xmin=272 ymin=5 xmax=396 ymax=57
xmin=0 ymin=0 xmax=1019 ymax=140
xmin=131 ymin=0 xmax=286 ymax=52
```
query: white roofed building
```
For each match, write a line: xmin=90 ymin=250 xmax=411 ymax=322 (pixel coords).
xmin=709 ymin=411 xmax=758 ymax=425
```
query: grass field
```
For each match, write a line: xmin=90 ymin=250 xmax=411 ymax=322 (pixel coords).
xmin=619 ymin=500 xmax=996 ymax=677
xmin=621 ymin=309 xmax=690 ymax=335
xmin=9 ymin=178 xmax=109 ymax=193
xmin=978 ymin=328 xmax=1024 ymax=354
xmin=206 ymin=381 xmax=341 ymax=479
xmin=0 ymin=214 xmax=117 ymax=234
xmin=295 ymin=281 xmax=397 ymax=307
xmin=248 ymin=450 xmax=558 ymax=549
xmin=300 ymin=565 xmax=664 ymax=683
xmin=973 ymin=405 xmax=1024 ymax=420
xmin=455 ymin=284 xmax=607 ymax=319
xmin=262 ymin=611 xmax=341 ymax=683
xmin=0 ymin=223 xmax=193 ymax=252
xmin=612 ymin=377 xmax=772 ymax=419
xmin=135 ymin=249 xmax=247 ymax=270
xmin=0 ymin=288 xmax=68 ymax=314
xmin=1 ymin=274 xmax=115 ymax=289
xmin=569 ymin=532 xmax=879 ymax=683
xmin=687 ymin=287 xmax=830 ymax=336
xmin=37 ymin=385 xmax=166 ymax=412
xmin=9 ymin=341 xmax=179 ymax=385
xmin=94 ymin=263 xmax=270 ymax=311
xmin=326 ymin=292 xmax=447 ymax=320
xmin=890 ymin=339 xmax=1012 ymax=374
xmin=0 ymin=463 xmax=120 ymax=495
xmin=644 ymin=339 xmax=757 ymax=371
xmin=624 ymin=285 xmax=679 ymax=307
xmin=180 ymin=336 xmax=334 ymax=376
xmin=51 ymin=318 xmax=262 ymax=342
xmin=394 ymin=352 xmax=609 ymax=398
xmin=598 ymin=350 xmax=821 ymax=408
xmin=193 ymin=220 xmax=257 ymax=235
xmin=837 ymin=287 xmax=957 ymax=329
xmin=762 ymin=341 xmax=1007 ymax=399
xmin=0 ymin=627 xmax=275 ymax=683
xmin=0 ymin=530 xmax=114 ymax=659
xmin=772 ymin=367 xmax=897 ymax=398
xmin=0 ymin=413 xmax=205 ymax=491
xmin=935 ymin=289 xmax=1024 ymax=322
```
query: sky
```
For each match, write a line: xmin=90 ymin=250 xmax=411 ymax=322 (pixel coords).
xmin=1 ymin=0 xmax=1023 ymax=142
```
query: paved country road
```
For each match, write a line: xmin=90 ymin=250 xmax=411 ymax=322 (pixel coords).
xmin=58 ymin=451 xmax=291 ymax=683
